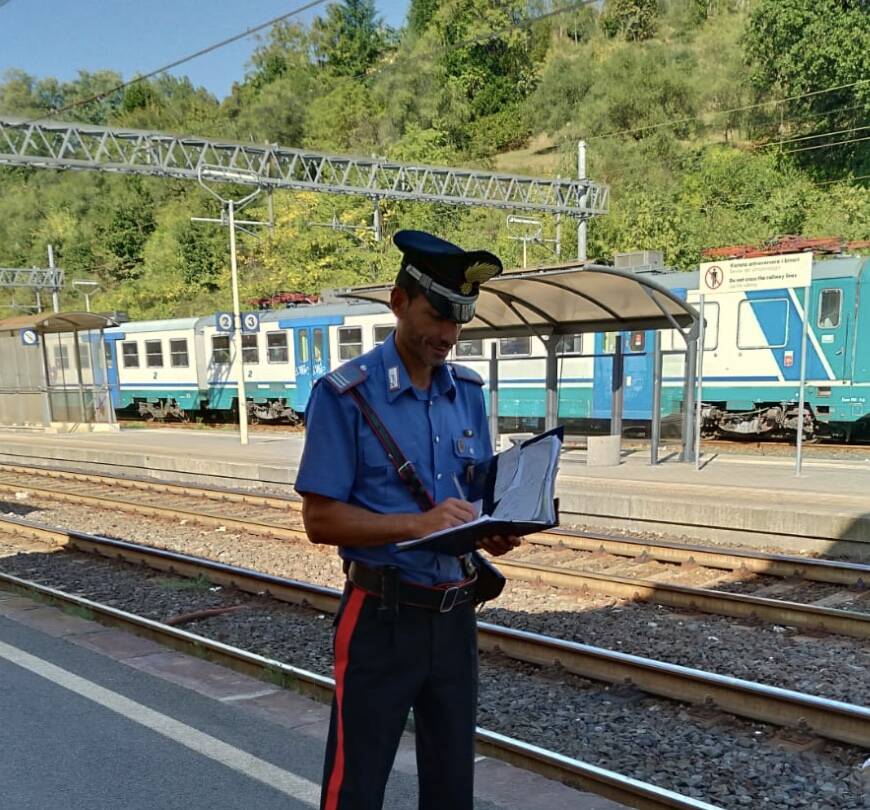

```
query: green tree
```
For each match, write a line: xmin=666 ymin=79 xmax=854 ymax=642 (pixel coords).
xmin=743 ymin=0 xmax=870 ymax=173
xmin=312 ymin=0 xmax=392 ymax=77
xmin=601 ymin=0 xmax=659 ymax=42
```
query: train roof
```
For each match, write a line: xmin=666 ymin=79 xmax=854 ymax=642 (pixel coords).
xmin=259 ymin=301 xmax=388 ymax=324
xmin=105 ymin=317 xmax=200 ymax=335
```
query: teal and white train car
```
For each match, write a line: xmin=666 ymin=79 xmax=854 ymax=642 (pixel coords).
xmin=105 ymin=254 xmax=870 ymax=440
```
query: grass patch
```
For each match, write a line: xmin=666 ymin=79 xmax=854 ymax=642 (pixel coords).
xmin=153 ymin=574 xmax=212 ymax=591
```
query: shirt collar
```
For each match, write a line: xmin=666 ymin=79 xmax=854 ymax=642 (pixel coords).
xmin=381 ymin=333 xmax=456 ymax=403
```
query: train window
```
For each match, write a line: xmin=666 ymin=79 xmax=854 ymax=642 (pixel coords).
xmin=211 ymin=335 xmax=231 ymax=365
xmin=242 ymin=334 xmax=259 ymax=364
xmin=701 ymin=302 xmax=719 ymax=351
xmin=312 ymin=328 xmax=324 ymax=363
xmin=53 ymin=344 xmax=70 ymax=370
xmin=170 ymin=339 xmax=189 ymax=368
xmin=298 ymin=330 xmax=309 ymax=363
xmin=456 ymin=339 xmax=484 ymax=358
xmin=145 ymin=340 xmax=163 ymax=368
xmin=629 ymin=332 xmax=645 ymax=352
xmin=104 ymin=342 xmax=114 ymax=369
xmin=373 ymin=324 xmax=393 ymax=346
xmin=266 ymin=331 xmax=288 ymax=363
xmin=818 ymin=289 xmax=841 ymax=329
xmin=737 ymin=298 xmax=788 ymax=349
xmin=602 ymin=332 xmax=618 ymax=354
xmin=121 ymin=341 xmax=139 ymax=368
xmin=555 ymin=334 xmax=582 ymax=355
xmin=338 ymin=326 xmax=363 ymax=360
xmin=499 ymin=336 xmax=531 ymax=357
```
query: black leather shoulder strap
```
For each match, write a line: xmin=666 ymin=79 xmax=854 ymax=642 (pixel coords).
xmin=346 ymin=387 xmax=435 ymax=512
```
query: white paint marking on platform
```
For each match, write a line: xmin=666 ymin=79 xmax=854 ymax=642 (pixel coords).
xmin=0 ymin=640 xmax=320 ymax=806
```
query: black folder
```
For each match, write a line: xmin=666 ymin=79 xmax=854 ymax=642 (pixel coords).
xmin=396 ymin=427 xmax=563 ymax=557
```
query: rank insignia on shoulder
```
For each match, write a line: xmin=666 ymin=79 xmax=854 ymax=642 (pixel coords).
xmin=324 ymin=364 xmax=367 ymax=394
xmin=450 ymin=363 xmax=484 ymax=385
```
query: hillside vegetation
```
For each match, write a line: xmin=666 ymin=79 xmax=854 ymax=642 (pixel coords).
xmin=0 ymin=0 xmax=867 ymax=318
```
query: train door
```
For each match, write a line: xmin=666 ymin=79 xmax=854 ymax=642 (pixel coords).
xmin=293 ymin=326 xmax=331 ymax=405
xmin=592 ymin=330 xmax=654 ymax=420
xmin=811 ymin=280 xmax=854 ymax=381
xmin=103 ymin=335 xmax=122 ymax=408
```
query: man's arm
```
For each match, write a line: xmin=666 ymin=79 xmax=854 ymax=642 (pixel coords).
xmin=302 ymin=493 xmax=476 ymax=547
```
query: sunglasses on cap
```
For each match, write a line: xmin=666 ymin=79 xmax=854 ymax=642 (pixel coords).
xmin=402 ymin=264 xmax=478 ymax=324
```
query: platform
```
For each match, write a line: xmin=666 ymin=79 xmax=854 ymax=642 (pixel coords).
xmin=0 ymin=589 xmax=624 ymax=810
xmin=1 ymin=427 xmax=869 ymax=559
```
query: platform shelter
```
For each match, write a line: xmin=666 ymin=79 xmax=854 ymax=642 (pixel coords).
xmin=339 ymin=262 xmax=701 ymax=462
xmin=0 ymin=312 xmax=118 ymax=431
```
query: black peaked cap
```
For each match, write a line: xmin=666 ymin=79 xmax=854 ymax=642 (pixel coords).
xmin=393 ymin=230 xmax=502 ymax=296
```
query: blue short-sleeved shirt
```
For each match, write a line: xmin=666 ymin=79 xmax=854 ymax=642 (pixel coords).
xmin=294 ymin=332 xmax=492 ymax=585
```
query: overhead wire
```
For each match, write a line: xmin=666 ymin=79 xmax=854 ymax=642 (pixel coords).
xmin=584 ymin=79 xmax=870 ymax=142
xmin=782 ymin=134 xmax=870 ymax=155
xmin=756 ymin=123 xmax=870 ymax=150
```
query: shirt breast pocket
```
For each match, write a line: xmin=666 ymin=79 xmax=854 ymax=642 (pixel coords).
xmin=360 ymin=435 xmax=416 ymax=489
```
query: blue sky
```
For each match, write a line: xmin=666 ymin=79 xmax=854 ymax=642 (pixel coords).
xmin=0 ymin=0 xmax=410 ymax=102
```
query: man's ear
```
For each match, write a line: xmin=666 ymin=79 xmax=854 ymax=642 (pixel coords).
xmin=389 ymin=287 xmax=407 ymax=318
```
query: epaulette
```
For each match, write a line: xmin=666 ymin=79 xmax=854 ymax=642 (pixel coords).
xmin=323 ymin=363 xmax=368 ymax=394
xmin=450 ymin=363 xmax=484 ymax=386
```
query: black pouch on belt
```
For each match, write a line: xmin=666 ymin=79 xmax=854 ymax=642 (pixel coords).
xmin=469 ymin=551 xmax=505 ymax=604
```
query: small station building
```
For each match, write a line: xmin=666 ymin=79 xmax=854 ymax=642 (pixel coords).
xmin=0 ymin=312 xmax=118 ymax=431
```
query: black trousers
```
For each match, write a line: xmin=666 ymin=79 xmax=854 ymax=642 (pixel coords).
xmin=320 ymin=584 xmax=478 ymax=810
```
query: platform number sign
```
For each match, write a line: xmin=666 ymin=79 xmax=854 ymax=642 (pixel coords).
xmin=215 ymin=312 xmax=234 ymax=333
xmin=19 ymin=327 xmax=39 ymax=346
xmin=241 ymin=312 xmax=260 ymax=334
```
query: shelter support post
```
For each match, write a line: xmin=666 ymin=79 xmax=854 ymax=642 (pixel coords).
xmin=545 ymin=337 xmax=558 ymax=432
xmin=40 ymin=334 xmax=52 ymax=425
xmin=682 ymin=330 xmax=698 ymax=462
xmin=74 ymin=328 xmax=86 ymax=423
xmin=695 ymin=296 xmax=706 ymax=470
xmin=611 ymin=334 xmax=624 ymax=437
xmin=488 ymin=342 xmax=499 ymax=452
xmin=795 ymin=284 xmax=810 ymax=477
xmin=650 ymin=330 xmax=662 ymax=465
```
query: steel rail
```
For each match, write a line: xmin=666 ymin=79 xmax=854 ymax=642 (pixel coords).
xmin=0 ymin=571 xmax=718 ymax=810
xmin=495 ymin=558 xmax=870 ymax=639
xmin=4 ymin=461 xmax=869 ymax=586
xmin=2 ymin=516 xmax=867 ymax=748
xmin=2 ymin=472 xmax=868 ymax=638
xmin=0 ymin=479 xmax=305 ymax=542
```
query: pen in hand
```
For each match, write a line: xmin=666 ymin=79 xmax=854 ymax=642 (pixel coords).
xmin=451 ymin=472 xmax=466 ymax=501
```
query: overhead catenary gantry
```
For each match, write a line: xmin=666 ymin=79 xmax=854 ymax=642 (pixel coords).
xmin=0 ymin=117 xmax=608 ymax=219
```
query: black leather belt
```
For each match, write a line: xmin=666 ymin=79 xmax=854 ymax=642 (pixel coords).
xmin=347 ymin=562 xmax=477 ymax=613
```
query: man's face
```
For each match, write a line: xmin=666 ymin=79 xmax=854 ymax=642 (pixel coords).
xmin=391 ymin=288 xmax=462 ymax=369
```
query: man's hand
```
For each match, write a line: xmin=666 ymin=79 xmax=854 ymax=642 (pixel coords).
xmin=478 ymin=534 xmax=521 ymax=556
xmin=412 ymin=498 xmax=477 ymax=537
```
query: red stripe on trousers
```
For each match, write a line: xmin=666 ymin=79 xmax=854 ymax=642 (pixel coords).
xmin=324 ymin=586 xmax=367 ymax=810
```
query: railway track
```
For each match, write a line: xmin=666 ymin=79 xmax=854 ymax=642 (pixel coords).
xmin=2 ymin=463 xmax=869 ymax=639
xmin=1 ymin=515 xmax=868 ymax=751
xmin=0 ymin=525 xmax=724 ymax=810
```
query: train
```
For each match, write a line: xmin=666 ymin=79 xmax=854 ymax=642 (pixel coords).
xmin=95 ymin=254 xmax=870 ymax=442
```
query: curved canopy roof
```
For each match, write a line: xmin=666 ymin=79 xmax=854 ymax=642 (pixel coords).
xmin=0 ymin=312 xmax=118 ymax=334
xmin=338 ymin=263 xmax=698 ymax=338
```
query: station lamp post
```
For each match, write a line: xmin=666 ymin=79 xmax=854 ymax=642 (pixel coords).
xmin=72 ymin=279 xmax=100 ymax=312
xmin=195 ymin=165 xmax=267 ymax=446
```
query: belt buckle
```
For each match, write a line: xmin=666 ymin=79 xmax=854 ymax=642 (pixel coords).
xmin=439 ymin=585 xmax=460 ymax=613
